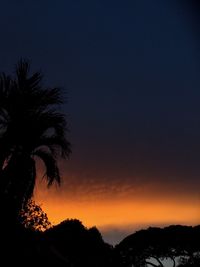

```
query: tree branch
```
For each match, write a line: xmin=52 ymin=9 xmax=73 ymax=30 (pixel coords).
xmin=150 ymin=256 xmax=164 ymax=267
xmin=169 ymin=256 xmax=176 ymax=267
xmin=145 ymin=260 xmax=159 ymax=267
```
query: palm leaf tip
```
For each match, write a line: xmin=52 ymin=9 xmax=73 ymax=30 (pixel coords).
xmin=34 ymin=149 xmax=61 ymax=186
xmin=15 ymin=59 xmax=30 ymax=79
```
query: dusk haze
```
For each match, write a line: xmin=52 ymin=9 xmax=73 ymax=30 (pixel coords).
xmin=0 ymin=1 xmax=200 ymax=266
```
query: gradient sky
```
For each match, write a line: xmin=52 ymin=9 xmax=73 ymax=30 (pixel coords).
xmin=0 ymin=0 xmax=200 ymax=244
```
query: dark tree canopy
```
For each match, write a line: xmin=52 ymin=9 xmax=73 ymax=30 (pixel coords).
xmin=44 ymin=219 xmax=113 ymax=267
xmin=115 ymin=225 xmax=200 ymax=267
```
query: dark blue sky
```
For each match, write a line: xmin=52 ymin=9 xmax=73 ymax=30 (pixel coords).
xmin=1 ymin=0 xmax=200 ymax=195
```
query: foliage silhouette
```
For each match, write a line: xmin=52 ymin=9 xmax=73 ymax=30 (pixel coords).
xmin=0 ymin=59 xmax=71 ymax=226
xmin=19 ymin=199 xmax=51 ymax=231
xmin=177 ymin=253 xmax=200 ymax=267
xmin=44 ymin=219 xmax=114 ymax=267
xmin=115 ymin=225 xmax=200 ymax=267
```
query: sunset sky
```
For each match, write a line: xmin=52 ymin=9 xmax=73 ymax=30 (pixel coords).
xmin=1 ymin=0 xmax=200 ymax=244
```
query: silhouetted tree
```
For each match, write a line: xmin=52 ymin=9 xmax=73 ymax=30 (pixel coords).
xmin=115 ymin=225 xmax=200 ymax=267
xmin=45 ymin=219 xmax=114 ymax=267
xmin=0 ymin=60 xmax=71 ymax=226
xmin=19 ymin=199 xmax=51 ymax=231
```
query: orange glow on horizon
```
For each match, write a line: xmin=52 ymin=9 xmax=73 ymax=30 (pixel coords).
xmin=34 ymin=174 xmax=200 ymax=241
xmin=35 ymin=194 xmax=200 ymax=229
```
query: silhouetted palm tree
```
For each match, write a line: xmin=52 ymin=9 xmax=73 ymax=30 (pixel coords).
xmin=0 ymin=60 xmax=71 ymax=223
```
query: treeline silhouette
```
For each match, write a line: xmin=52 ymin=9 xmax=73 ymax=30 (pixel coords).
xmin=116 ymin=225 xmax=200 ymax=267
xmin=0 ymin=60 xmax=199 ymax=267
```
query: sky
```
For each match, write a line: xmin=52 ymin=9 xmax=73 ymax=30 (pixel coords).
xmin=1 ymin=0 xmax=200 ymax=244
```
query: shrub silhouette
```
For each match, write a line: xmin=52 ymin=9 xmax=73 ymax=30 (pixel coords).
xmin=45 ymin=219 xmax=114 ymax=267
xmin=19 ymin=199 xmax=51 ymax=231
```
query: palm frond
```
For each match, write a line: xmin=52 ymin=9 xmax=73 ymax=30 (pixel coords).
xmin=0 ymin=73 xmax=13 ymax=111
xmin=14 ymin=60 xmax=64 ymax=111
xmin=15 ymin=59 xmax=30 ymax=83
xmin=33 ymin=149 xmax=61 ymax=186
xmin=34 ymin=111 xmax=67 ymax=138
xmin=36 ymin=135 xmax=71 ymax=158
xmin=0 ymin=73 xmax=12 ymax=96
xmin=35 ymin=87 xmax=63 ymax=107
